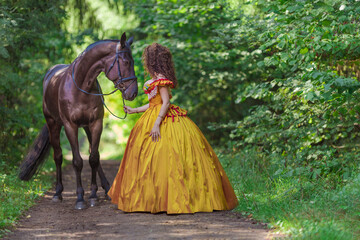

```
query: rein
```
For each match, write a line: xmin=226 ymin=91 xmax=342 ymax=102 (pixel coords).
xmin=71 ymin=42 xmax=137 ymax=120
xmin=96 ymin=81 xmax=128 ymax=120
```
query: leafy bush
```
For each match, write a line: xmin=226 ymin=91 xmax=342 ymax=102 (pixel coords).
xmin=212 ymin=0 xmax=360 ymax=180
xmin=0 ymin=0 xmax=68 ymax=169
xmin=220 ymin=148 xmax=360 ymax=239
xmin=0 ymin=1 xmax=67 ymax=235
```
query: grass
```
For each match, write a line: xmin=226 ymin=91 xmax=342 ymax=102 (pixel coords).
xmin=0 ymin=159 xmax=55 ymax=238
xmin=219 ymin=148 xmax=360 ymax=240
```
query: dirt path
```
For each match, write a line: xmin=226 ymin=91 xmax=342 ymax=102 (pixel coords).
xmin=5 ymin=160 xmax=275 ymax=239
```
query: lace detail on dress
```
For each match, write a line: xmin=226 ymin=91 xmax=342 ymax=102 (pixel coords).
xmin=143 ymin=78 xmax=174 ymax=100
xmin=143 ymin=80 xmax=158 ymax=100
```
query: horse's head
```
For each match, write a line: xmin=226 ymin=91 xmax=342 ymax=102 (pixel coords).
xmin=104 ymin=33 xmax=138 ymax=101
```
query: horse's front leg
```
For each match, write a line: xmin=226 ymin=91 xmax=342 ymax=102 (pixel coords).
xmin=64 ymin=123 xmax=86 ymax=210
xmin=84 ymin=120 xmax=103 ymax=207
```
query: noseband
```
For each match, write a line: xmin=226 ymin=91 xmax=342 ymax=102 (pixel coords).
xmin=71 ymin=41 xmax=137 ymax=119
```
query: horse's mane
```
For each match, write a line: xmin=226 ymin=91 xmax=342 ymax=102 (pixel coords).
xmin=85 ymin=39 xmax=119 ymax=52
xmin=76 ymin=39 xmax=120 ymax=60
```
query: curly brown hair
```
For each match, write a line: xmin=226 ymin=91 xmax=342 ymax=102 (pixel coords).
xmin=142 ymin=43 xmax=177 ymax=87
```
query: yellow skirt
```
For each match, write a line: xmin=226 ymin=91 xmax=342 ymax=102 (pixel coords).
xmin=108 ymin=96 xmax=238 ymax=214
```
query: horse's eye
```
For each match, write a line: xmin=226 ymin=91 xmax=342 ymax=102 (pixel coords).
xmin=124 ymin=60 xmax=130 ymax=66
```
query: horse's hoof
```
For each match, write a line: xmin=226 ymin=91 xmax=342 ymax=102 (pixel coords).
xmin=52 ymin=195 xmax=63 ymax=202
xmin=89 ymin=198 xmax=98 ymax=207
xmin=104 ymin=194 xmax=111 ymax=201
xmin=75 ymin=201 xmax=87 ymax=210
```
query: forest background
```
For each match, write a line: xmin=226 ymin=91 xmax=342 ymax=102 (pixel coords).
xmin=1 ymin=0 xmax=360 ymax=239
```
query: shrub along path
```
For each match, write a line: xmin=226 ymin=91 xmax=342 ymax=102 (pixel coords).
xmin=4 ymin=160 xmax=275 ymax=239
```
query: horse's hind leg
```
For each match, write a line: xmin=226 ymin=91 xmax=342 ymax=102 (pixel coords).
xmin=46 ymin=118 xmax=63 ymax=202
xmin=63 ymin=123 xmax=86 ymax=210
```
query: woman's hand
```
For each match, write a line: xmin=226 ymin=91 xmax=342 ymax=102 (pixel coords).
xmin=124 ymin=105 xmax=137 ymax=114
xmin=149 ymin=124 xmax=161 ymax=142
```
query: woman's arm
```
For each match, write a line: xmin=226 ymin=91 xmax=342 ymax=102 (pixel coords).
xmin=124 ymin=103 xmax=149 ymax=114
xmin=149 ymin=86 xmax=170 ymax=142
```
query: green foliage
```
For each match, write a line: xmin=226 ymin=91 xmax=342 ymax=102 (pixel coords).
xmin=0 ymin=0 xmax=68 ymax=169
xmin=0 ymin=1 xmax=68 ymax=235
xmin=220 ymin=148 xmax=360 ymax=239
xmin=0 ymin=160 xmax=54 ymax=237
xmin=119 ymin=0 xmax=255 ymax=141
xmin=119 ymin=0 xmax=360 ymax=195
xmin=212 ymin=0 xmax=360 ymax=180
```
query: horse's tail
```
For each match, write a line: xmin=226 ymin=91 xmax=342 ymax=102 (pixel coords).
xmin=19 ymin=125 xmax=51 ymax=181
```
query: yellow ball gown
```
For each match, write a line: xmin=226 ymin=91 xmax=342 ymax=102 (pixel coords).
xmin=108 ymin=79 xmax=238 ymax=214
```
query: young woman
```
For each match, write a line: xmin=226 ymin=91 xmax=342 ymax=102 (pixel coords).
xmin=108 ymin=43 xmax=238 ymax=214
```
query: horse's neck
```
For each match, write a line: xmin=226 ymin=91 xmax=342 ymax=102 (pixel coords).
xmin=74 ymin=44 xmax=112 ymax=90
xmin=78 ymin=58 xmax=103 ymax=87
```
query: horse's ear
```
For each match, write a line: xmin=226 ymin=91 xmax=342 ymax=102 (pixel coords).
xmin=120 ymin=32 xmax=127 ymax=48
xmin=127 ymin=36 xmax=134 ymax=46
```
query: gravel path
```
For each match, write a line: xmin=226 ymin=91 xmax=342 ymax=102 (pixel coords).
xmin=4 ymin=160 xmax=275 ymax=239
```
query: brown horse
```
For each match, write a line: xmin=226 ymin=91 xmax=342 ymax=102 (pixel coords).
xmin=19 ymin=32 xmax=138 ymax=209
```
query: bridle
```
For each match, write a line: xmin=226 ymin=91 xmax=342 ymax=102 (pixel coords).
xmin=71 ymin=41 xmax=137 ymax=119
xmin=105 ymin=42 xmax=137 ymax=92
